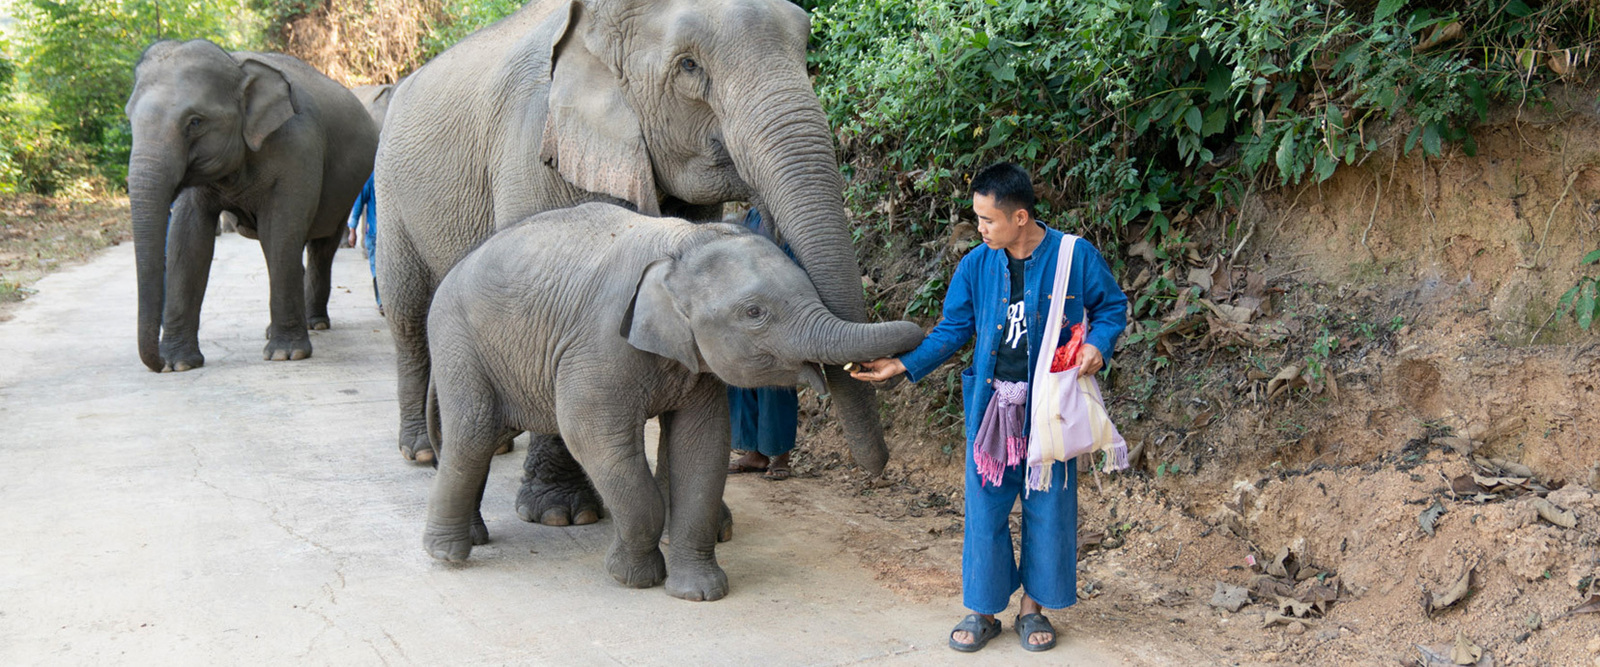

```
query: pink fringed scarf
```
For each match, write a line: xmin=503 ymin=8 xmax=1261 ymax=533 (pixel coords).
xmin=973 ymin=380 xmax=1029 ymax=488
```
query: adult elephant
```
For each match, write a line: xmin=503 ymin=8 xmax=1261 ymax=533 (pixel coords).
xmin=125 ymin=40 xmax=378 ymax=371
xmin=350 ymin=83 xmax=395 ymax=134
xmin=377 ymin=0 xmax=891 ymax=524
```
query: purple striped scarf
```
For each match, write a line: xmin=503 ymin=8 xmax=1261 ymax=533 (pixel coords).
xmin=973 ymin=380 xmax=1028 ymax=487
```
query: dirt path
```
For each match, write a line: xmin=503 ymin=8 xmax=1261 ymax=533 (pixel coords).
xmin=0 ymin=235 xmax=1131 ymax=664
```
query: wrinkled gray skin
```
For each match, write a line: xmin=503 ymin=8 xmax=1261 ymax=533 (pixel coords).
xmin=350 ymin=83 xmax=394 ymax=134
xmin=424 ymin=204 xmax=924 ymax=601
xmin=377 ymin=0 xmax=891 ymax=525
xmin=125 ymin=40 xmax=378 ymax=371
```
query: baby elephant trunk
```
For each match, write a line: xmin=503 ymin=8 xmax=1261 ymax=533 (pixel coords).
xmin=789 ymin=309 xmax=925 ymax=368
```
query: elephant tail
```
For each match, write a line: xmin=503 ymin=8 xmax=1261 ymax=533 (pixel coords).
xmin=425 ymin=379 xmax=441 ymax=470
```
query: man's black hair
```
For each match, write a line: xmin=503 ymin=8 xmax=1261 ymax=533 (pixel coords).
xmin=970 ymin=162 xmax=1036 ymax=217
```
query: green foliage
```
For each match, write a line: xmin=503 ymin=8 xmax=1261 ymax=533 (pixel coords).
xmin=811 ymin=0 xmax=1592 ymax=261
xmin=421 ymin=0 xmax=523 ymax=60
xmin=1556 ymin=248 xmax=1600 ymax=331
xmin=3 ymin=0 xmax=260 ymax=192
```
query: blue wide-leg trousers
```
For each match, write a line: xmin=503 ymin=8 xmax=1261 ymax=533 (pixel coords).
xmin=962 ymin=455 xmax=1079 ymax=614
xmin=727 ymin=386 xmax=799 ymax=457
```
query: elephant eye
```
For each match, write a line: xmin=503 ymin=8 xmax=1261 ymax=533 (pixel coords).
xmin=680 ymin=58 xmax=699 ymax=73
xmin=185 ymin=116 xmax=203 ymax=132
xmin=744 ymin=304 xmax=763 ymax=319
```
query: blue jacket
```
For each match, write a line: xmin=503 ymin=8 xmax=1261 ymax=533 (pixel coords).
xmin=348 ymin=174 xmax=377 ymax=253
xmin=898 ymin=224 xmax=1128 ymax=445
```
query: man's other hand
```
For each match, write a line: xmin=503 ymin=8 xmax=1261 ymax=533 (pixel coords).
xmin=849 ymin=358 xmax=906 ymax=383
xmin=1078 ymin=344 xmax=1104 ymax=375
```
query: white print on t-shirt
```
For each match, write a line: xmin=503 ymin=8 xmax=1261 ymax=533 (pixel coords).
xmin=1005 ymin=300 xmax=1026 ymax=349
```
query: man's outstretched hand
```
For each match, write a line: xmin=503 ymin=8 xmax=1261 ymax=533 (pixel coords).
xmin=849 ymin=358 xmax=906 ymax=383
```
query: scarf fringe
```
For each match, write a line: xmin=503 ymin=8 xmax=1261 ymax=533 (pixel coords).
xmin=975 ymin=449 xmax=1005 ymax=488
xmin=1110 ymin=440 xmax=1129 ymax=471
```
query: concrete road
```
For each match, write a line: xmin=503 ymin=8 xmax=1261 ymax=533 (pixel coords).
xmin=0 ymin=234 xmax=1125 ymax=665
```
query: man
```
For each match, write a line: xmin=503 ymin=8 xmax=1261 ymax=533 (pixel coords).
xmin=852 ymin=163 xmax=1127 ymax=652
xmin=347 ymin=173 xmax=379 ymax=313
xmin=725 ymin=208 xmax=801 ymax=481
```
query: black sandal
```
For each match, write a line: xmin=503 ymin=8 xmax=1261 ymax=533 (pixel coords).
xmin=1015 ymin=613 xmax=1058 ymax=652
xmin=948 ymin=614 xmax=1002 ymax=652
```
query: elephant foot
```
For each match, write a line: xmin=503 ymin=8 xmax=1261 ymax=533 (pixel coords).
xmin=606 ymin=544 xmax=666 ymax=589
xmin=470 ymin=514 xmax=490 ymax=546
xmin=399 ymin=428 xmax=434 ymax=465
xmin=307 ymin=316 xmax=331 ymax=331
xmin=159 ymin=343 xmax=205 ymax=372
xmin=515 ymin=476 xmax=602 ymax=526
xmin=666 ymin=563 xmax=729 ymax=602
xmin=424 ymin=521 xmax=475 ymax=562
xmin=262 ymin=332 xmax=312 ymax=361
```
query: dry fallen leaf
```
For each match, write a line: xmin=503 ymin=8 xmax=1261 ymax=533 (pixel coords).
xmin=1451 ymin=630 xmax=1482 ymax=665
xmin=1419 ymin=500 xmax=1446 ymax=536
xmin=1566 ymin=593 xmax=1600 ymax=616
xmin=1425 ymin=566 xmax=1475 ymax=616
xmin=1278 ymin=596 xmax=1314 ymax=618
xmin=1266 ymin=364 xmax=1303 ymax=400
xmin=1450 ymin=474 xmax=1485 ymax=495
xmin=1266 ymin=546 xmax=1298 ymax=579
xmin=1210 ymin=581 xmax=1250 ymax=613
xmin=1530 ymin=498 xmax=1578 ymax=529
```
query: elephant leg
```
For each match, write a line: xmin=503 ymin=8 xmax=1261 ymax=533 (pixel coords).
xmin=256 ymin=203 xmax=317 ymax=362
xmin=381 ymin=228 xmax=434 ymax=464
xmin=557 ymin=405 xmax=664 ymax=589
xmin=652 ymin=427 xmax=732 ymax=544
xmin=515 ymin=434 xmax=604 ymax=526
xmin=658 ymin=376 xmax=731 ymax=601
xmin=158 ymin=190 xmax=220 ymax=372
xmin=423 ymin=371 xmax=501 ymax=561
xmin=303 ymin=233 xmax=339 ymax=330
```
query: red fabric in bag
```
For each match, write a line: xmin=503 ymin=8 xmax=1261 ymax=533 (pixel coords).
xmin=1050 ymin=323 xmax=1087 ymax=372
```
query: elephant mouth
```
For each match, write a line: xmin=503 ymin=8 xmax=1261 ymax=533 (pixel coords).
xmin=796 ymin=362 xmax=828 ymax=396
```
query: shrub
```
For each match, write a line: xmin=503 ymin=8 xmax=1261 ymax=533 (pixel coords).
xmin=811 ymin=0 xmax=1595 ymax=262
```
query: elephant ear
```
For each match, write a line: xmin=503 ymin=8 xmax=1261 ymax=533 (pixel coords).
xmin=621 ymin=258 xmax=700 ymax=373
xmin=540 ymin=0 xmax=660 ymax=215
xmin=237 ymin=57 xmax=297 ymax=152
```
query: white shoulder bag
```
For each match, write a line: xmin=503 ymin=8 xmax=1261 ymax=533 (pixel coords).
xmin=1026 ymin=235 xmax=1129 ymax=493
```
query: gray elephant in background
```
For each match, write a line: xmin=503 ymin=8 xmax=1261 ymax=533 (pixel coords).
xmin=351 ymin=83 xmax=395 ymax=134
xmin=424 ymin=203 xmax=924 ymax=601
xmin=125 ymin=40 xmax=378 ymax=370
xmin=378 ymin=0 xmax=892 ymax=527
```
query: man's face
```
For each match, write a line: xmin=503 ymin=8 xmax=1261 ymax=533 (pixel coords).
xmin=973 ymin=192 xmax=1029 ymax=250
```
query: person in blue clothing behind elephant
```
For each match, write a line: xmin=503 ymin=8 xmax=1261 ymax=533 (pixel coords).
xmin=852 ymin=162 xmax=1128 ymax=653
xmin=347 ymin=173 xmax=380 ymax=314
xmin=724 ymin=208 xmax=801 ymax=481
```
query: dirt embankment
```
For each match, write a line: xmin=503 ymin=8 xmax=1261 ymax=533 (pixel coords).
xmin=793 ymin=89 xmax=1600 ymax=665
xmin=0 ymin=194 xmax=129 ymax=320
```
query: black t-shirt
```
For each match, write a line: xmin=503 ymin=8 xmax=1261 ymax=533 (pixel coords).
xmin=994 ymin=254 xmax=1029 ymax=382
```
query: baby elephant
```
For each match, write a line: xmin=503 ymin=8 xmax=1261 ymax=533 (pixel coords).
xmin=425 ymin=203 xmax=924 ymax=601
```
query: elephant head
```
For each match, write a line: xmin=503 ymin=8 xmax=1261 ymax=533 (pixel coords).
xmin=537 ymin=0 xmax=892 ymax=470
xmin=124 ymin=40 xmax=297 ymax=372
xmin=624 ymin=227 xmax=923 ymax=408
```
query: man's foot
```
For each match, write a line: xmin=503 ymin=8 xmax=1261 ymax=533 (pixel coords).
xmin=762 ymin=452 xmax=792 ymax=481
xmin=948 ymin=614 xmax=1001 ymax=652
xmin=727 ymin=451 xmax=769 ymax=474
xmin=1015 ymin=613 xmax=1057 ymax=651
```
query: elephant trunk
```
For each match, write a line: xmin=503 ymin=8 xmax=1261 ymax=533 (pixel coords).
xmin=789 ymin=307 xmax=925 ymax=368
xmin=721 ymin=76 xmax=893 ymax=474
xmin=127 ymin=144 xmax=182 ymax=372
